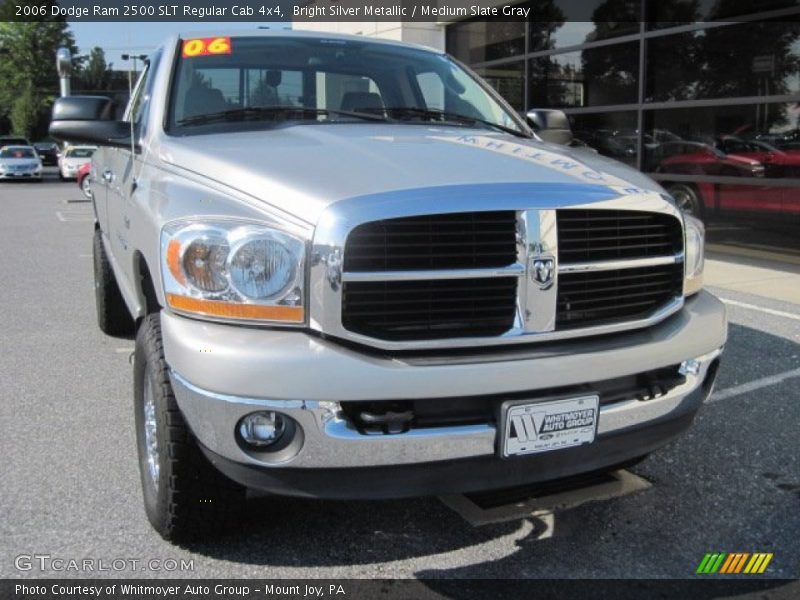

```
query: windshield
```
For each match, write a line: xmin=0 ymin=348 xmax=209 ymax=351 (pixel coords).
xmin=0 ymin=147 xmax=36 ymax=158
xmin=168 ymin=36 xmax=526 ymax=136
xmin=66 ymin=148 xmax=94 ymax=158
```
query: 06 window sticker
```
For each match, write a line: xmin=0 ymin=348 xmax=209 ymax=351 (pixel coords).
xmin=181 ymin=37 xmax=232 ymax=59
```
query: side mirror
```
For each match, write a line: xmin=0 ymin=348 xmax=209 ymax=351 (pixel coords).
xmin=526 ymin=109 xmax=573 ymax=146
xmin=49 ymin=96 xmax=137 ymax=151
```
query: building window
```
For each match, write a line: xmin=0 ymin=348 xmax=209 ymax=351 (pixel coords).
xmin=646 ymin=20 xmax=800 ymax=102
xmin=472 ymin=61 xmax=525 ymax=111
xmin=646 ymin=0 xmax=800 ymax=29
xmin=529 ymin=41 xmax=639 ymax=108
xmin=446 ymin=21 xmax=525 ymax=64
xmin=569 ymin=111 xmax=639 ymax=168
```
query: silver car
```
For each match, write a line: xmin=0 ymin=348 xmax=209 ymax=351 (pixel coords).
xmin=0 ymin=145 xmax=42 ymax=180
xmin=49 ymin=30 xmax=726 ymax=542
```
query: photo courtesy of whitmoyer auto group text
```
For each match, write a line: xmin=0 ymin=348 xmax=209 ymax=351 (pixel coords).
xmin=0 ymin=0 xmax=799 ymax=598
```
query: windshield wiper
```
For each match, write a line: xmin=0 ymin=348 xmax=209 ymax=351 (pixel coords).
xmin=381 ymin=107 xmax=529 ymax=138
xmin=177 ymin=106 xmax=388 ymax=127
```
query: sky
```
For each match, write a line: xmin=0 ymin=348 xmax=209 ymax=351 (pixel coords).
xmin=69 ymin=22 xmax=287 ymax=69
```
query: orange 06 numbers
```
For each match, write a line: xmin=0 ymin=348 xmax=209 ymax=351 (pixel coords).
xmin=181 ymin=37 xmax=232 ymax=58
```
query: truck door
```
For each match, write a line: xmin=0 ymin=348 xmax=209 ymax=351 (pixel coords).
xmin=106 ymin=58 xmax=157 ymax=297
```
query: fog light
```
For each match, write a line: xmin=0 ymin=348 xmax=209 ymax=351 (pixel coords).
xmin=238 ymin=411 xmax=285 ymax=447
xmin=679 ymin=358 xmax=702 ymax=377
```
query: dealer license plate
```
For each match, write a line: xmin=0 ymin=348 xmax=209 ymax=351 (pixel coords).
xmin=500 ymin=394 xmax=599 ymax=457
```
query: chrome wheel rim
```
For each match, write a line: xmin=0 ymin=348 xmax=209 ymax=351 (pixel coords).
xmin=143 ymin=371 xmax=159 ymax=490
xmin=81 ymin=177 xmax=91 ymax=199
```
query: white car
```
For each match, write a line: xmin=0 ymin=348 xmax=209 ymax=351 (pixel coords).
xmin=0 ymin=145 xmax=42 ymax=181
xmin=58 ymin=145 xmax=96 ymax=180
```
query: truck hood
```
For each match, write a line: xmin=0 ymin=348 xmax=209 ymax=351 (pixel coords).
xmin=158 ymin=124 xmax=665 ymax=224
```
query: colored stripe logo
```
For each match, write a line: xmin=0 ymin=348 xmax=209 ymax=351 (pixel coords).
xmin=697 ymin=552 xmax=773 ymax=574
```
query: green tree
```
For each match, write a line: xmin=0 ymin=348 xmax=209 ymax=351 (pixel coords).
xmin=0 ymin=1 xmax=77 ymax=138
xmin=10 ymin=80 xmax=37 ymax=137
xmin=81 ymin=46 xmax=111 ymax=91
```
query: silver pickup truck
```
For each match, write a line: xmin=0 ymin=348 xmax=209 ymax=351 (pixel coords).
xmin=50 ymin=30 xmax=727 ymax=542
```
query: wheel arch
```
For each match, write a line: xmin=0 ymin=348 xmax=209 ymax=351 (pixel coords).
xmin=133 ymin=250 xmax=162 ymax=326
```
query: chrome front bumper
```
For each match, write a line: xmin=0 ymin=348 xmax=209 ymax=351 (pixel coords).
xmin=164 ymin=291 xmax=727 ymax=472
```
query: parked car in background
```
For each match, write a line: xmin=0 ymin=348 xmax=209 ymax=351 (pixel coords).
xmin=652 ymin=141 xmax=793 ymax=217
xmin=0 ymin=145 xmax=42 ymax=181
xmin=76 ymin=162 xmax=92 ymax=199
xmin=33 ymin=141 xmax=60 ymax=166
xmin=715 ymin=136 xmax=800 ymax=178
xmin=0 ymin=135 xmax=31 ymax=148
xmin=58 ymin=145 xmax=96 ymax=180
xmin=654 ymin=141 xmax=764 ymax=178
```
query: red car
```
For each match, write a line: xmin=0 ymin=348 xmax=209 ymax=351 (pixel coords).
xmin=715 ymin=136 xmax=800 ymax=178
xmin=76 ymin=162 xmax=92 ymax=199
xmin=651 ymin=141 xmax=795 ymax=217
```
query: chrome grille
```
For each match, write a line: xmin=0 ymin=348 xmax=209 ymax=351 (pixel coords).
xmin=338 ymin=206 xmax=684 ymax=345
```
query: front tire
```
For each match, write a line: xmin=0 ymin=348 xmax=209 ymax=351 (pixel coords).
xmin=93 ymin=228 xmax=135 ymax=337
xmin=134 ymin=314 xmax=246 ymax=542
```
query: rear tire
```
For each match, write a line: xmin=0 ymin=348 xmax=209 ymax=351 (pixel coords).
xmin=134 ymin=314 xmax=246 ymax=542
xmin=93 ymin=228 xmax=135 ymax=337
xmin=667 ymin=183 xmax=704 ymax=217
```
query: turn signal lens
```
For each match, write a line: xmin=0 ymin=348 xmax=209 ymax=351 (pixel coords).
xmin=165 ymin=294 xmax=304 ymax=323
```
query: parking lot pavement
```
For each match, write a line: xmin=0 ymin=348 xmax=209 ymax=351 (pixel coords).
xmin=0 ymin=176 xmax=798 ymax=583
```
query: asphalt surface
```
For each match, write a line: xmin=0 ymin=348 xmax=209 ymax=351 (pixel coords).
xmin=1 ymin=171 xmax=799 ymax=583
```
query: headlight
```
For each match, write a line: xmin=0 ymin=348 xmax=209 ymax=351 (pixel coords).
xmin=684 ymin=214 xmax=704 ymax=296
xmin=161 ymin=220 xmax=306 ymax=324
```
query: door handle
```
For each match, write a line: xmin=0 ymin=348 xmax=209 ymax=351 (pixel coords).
xmin=102 ymin=169 xmax=114 ymax=184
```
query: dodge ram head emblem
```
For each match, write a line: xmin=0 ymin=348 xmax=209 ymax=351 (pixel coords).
xmin=530 ymin=256 xmax=555 ymax=289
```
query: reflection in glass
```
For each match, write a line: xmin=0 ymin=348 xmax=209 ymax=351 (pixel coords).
xmin=446 ymin=21 xmax=525 ymax=64
xmin=647 ymin=20 xmax=800 ymax=101
xmin=528 ymin=0 xmax=640 ymax=51
xmin=473 ymin=62 xmax=525 ymax=111
xmin=647 ymin=0 xmax=799 ymax=29
xmin=529 ymin=42 xmax=639 ymax=108
xmin=569 ymin=111 xmax=639 ymax=167
xmin=647 ymin=103 xmax=800 ymax=218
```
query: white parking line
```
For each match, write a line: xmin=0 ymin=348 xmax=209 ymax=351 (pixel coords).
xmin=56 ymin=210 xmax=93 ymax=223
xmin=708 ymin=367 xmax=800 ymax=403
xmin=719 ymin=297 xmax=800 ymax=322
xmin=115 ymin=347 xmax=134 ymax=354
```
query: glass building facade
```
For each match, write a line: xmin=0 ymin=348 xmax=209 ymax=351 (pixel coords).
xmin=446 ymin=1 xmax=800 ymax=221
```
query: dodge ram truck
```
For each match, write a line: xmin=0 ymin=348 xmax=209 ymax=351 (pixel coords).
xmin=49 ymin=30 xmax=727 ymax=542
